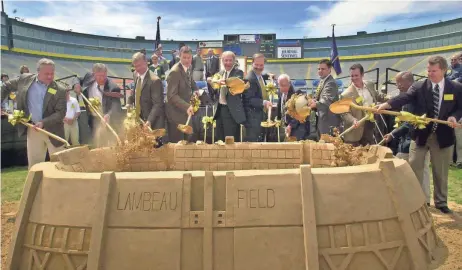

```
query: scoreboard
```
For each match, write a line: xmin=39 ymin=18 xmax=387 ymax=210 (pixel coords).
xmin=223 ymin=34 xmax=276 ymax=58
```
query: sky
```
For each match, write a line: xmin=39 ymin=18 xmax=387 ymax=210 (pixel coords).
xmin=3 ymin=0 xmax=462 ymax=41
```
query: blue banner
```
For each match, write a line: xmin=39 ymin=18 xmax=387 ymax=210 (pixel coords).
xmin=330 ymin=26 xmax=341 ymax=75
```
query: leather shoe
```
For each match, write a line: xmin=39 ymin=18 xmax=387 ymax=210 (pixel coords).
xmin=436 ymin=206 xmax=452 ymax=214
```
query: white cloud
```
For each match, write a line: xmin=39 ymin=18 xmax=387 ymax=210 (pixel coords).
xmin=305 ymin=5 xmax=322 ymax=14
xmin=20 ymin=1 xmax=213 ymax=40
xmin=297 ymin=0 xmax=462 ymax=38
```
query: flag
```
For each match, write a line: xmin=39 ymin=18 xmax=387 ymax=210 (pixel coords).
xmin=154 ymin=16 xmax=161 ymax=50
xmin=330 ymin=25 xmax=341 ymax=75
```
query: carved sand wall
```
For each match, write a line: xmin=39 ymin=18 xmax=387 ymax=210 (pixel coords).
xmin=52 ymin=140 xmax=393 ymax=173
xmin=7 ymin=154 xmax=437 ymax=270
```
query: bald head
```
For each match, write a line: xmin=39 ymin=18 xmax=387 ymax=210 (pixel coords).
xmin=395 ymin=71 xmax=414 ymax=92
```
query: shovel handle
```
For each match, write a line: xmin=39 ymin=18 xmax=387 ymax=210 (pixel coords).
xmin=81 ymin=94 xmax=121 ymax=145
xmin=339 ymin=115 xmax=368 ymax=137
xmin=22 ymin=122 xmax=70 ymax=147
xmin=185 ymin=114 xmax=192 ymax=126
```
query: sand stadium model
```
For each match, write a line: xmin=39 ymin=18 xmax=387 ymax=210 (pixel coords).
xmin=7 ymin=139 xmax=438 ymax=270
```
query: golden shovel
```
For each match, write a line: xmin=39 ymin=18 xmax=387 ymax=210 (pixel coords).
xmin=139 ymin=118 xmax=166 ymax=137
xmin=178 ymin=114 xmax=193 ymax=135
xmin=261 ymin=105 xmax=275 ymax=128
xmin=330 ymin=98 xmax=462 ymax=128
xmin=4 ymin=110 xmax=71 ymax=147
xmin=80 ymin=94 xmax=122 ymax=145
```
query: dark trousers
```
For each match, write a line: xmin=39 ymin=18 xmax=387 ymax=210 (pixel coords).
xmin=167 ymin=107 xmax=212 ymax=143
xmin=244 ymin=109 xmax=263 ymax=142
xmin=216 ymin=104 xmax=240 ymax=142
xmin=359 ymin=121 xmax=376 ymax=146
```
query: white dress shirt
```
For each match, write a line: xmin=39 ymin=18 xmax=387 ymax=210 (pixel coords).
xmin=354 ymin=82 xmax=374 ymax=106
xmin=89 ymin=81 xmax=103 ymax=103
xmin=431 ymin=78 xmax=445 ymax=111
xmin=138 ymin=69 xmax=148 ymax=84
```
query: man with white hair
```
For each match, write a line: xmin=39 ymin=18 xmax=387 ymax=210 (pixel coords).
xmin=207 ymin=51 xmax=246 ymax=141
xmin=128 ymin=52 xmax=165 ymax=132
xmin=1 ymin=58 xmax=67 ymax=168
xmin=76 ymin=63 xmax=122 ymax=146
xmin=277 ymin=74 xmax=310 ymax=140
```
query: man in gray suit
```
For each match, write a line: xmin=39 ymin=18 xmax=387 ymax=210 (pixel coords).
xmin=76 ymin=63 xmax=122 ymax=146
xmin=207 ymin=51 xmax=246 ymax=141
xmin=128 ymin=52 xmax=165 ymax=131
xmin=309 ymin=59 xmax=340 ymax=136
xmin=1 ymin=58 xmax=67 ymax=168
xmin=192 ymin=48 xmax=205 ymax=81
xmin=205 ymin=49 xmax=220 ymax=78
xmin=165 ymin=46 xmax=198 ymax=143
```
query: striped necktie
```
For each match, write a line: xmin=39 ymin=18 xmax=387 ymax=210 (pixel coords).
xmin=431 ymin=84 xmax=440 ymax=132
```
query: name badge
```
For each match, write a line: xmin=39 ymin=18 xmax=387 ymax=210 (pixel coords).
xmin=356 ymin=96 xmax=363 ymax=104
xmin=444 ymin=94 xmax=454 ymax=101
xmin=48 ymin=88 xmax=57 ymax=95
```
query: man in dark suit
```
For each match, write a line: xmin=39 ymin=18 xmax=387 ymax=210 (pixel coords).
xmin=205 ymin=49 xmax=220 ymax=78
xmin=309 ymin=59 xmax=340 ymax=136
xmin=1 ymin=58 xmax=67 ymax=168
xmin=242 ymin=53 xmax=273 ymax=142
xmin=76 ymin=63 xmax=122 ymax=146
xmin=128 ymin=52 xmax=165 ymax=132
xmin=377 ymin=56 xmax=462 ymax=214
xmin=277 ymin=74 xmax=310 ymax=141
xmin=207 ymin=51 xmax=246 ymax=141
xmin=165 ymin=46 xmax=198 ymax=143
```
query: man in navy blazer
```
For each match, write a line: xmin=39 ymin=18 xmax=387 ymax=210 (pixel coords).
xmin=377 ymin=56 xmax=462 ymax=214
xmin=242 ymin=53 xmax=273 ymax=142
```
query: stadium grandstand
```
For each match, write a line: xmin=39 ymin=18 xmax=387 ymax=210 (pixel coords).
xmin=1 ymin=9 xmax=461 ymax=166
xmin=1 ymin=11 xmax=461 ymax=93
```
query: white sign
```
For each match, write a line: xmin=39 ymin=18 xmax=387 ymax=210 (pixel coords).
xmin=239 ymin=34 xmax=256 ymax=43
xmin=199 ymin=41 xmax=223 ymax=48
xmin=277 ymin=47 xmax=302 ymax=58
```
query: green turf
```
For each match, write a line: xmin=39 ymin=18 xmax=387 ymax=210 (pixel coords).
xmin=1 ymin=166 xmax=28 ymax=202
xmin=1 ymin=166 xmax=462 ymax=204
xmin=447 ymin=167 xmax=462 ymax=204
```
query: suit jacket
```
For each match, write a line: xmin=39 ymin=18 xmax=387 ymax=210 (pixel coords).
xmin=388 ymin=78 xmax=462 ymax=148
xmin=391 ymin=103 xmax=413 ymax=154
xmin=165 ymin=63 xmax=198 ymax=125
xmin=213 ymin=67 xmax=246 ymax=124
xmin=1 ymin=74 xmax=67 ymax=147
xmin=79 ymin=72 xmax=122 ymax=117
xmin=447 ymin=64 xmax=462 ymax=83
xmin=243 ymin=70 xmax=265 ymax=113
xmin=192 ymin=55 xmax=205 ymax=71
xmin=340 ymin=81 xmax=385 ymax=143
xmin=128 ymin=70 xmax=165 ymax=129
xmin=205 ymin=56 xmax=220 ymax=76
xmin=315 ymin=75 xmax=340 ymax=134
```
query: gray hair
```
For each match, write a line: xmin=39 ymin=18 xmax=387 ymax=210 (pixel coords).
xmin=132 ymin=52 xmax=147 ymax=63
xmin=36 ymin=58 xmax=55 ymax=72
xmin=396 ymin=71 xmax=414 ymax=84
xmin=221 ymin=51 xmax=236 ymax=61
xmin=278 ymin=74 xmax=291 ymax=83
xmin=92 ymin=63 xmax=107 ymax=73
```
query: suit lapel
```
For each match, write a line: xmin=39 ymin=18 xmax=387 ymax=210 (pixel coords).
xmin=423 ymin=80 xmax=433 ymax=116
xmin=439 ymin=79 xmax=453 ymax=118
xmin=178 ymin=63 xmax=190 ymax=88
xmin=22 ymin=75 xmax=36 ymax=115
xmin=42 ymin=81 xmax=57 ymax=116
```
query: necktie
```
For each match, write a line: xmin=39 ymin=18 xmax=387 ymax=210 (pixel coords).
xmin=135 ymin=77 xmax=142 ymax=118
xmin=219 ymin=71 xmax=228 ymax=105
xmin=259 ymin=76 xmax=269 ymax=101
xmin=431 ymin=84 xmax=440 ymax=132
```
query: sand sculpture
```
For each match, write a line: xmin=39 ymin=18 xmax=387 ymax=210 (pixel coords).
xmin=7 ymin=137 xmax=438 ymax=270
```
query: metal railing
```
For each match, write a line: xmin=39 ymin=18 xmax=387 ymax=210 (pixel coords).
xmin=384 ymin=67 xmax=427 ymax=93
